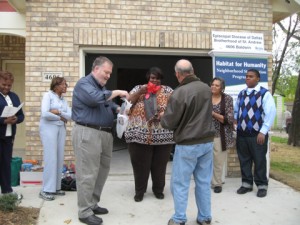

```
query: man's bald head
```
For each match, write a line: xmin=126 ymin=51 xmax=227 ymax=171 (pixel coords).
xmin=174 ymin=59 xmax=194 ymax=83
xmin=175 ymin=59 xmax=194 ymax=76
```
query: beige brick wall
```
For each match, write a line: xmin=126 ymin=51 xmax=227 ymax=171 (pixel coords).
xmin=227 ymin=146 xmax=240 ymax=177
xmin=24 ymin=0 xmax=273 ymax=175
xmin=0 ymin=35 xmax=25 ymax=70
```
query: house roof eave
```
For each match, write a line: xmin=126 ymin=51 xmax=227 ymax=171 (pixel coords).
xmin=7 ymin=0 xmax=25 ymax=15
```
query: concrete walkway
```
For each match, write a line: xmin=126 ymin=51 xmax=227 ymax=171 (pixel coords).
xmin=14 ymin=148 xmax=300 ymax=225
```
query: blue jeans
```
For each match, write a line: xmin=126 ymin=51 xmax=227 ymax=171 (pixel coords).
xmin=170 ymin=142 xmax=213 ymax=223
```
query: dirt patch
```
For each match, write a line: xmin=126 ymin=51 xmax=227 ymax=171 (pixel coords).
xmin=0 ymin=206 xmax=40 ymax=225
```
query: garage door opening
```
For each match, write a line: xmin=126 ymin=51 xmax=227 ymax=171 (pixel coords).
xmin=85 ymin=53 xmax=213 ymax=150
xmin=85 ymin=53 xmax=213 ymax=90
xmin=117 ymin=68 xmax=148 ymax=97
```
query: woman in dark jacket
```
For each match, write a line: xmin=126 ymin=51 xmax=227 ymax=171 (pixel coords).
xmin=0 ymin=71 xmax=24 ymax=199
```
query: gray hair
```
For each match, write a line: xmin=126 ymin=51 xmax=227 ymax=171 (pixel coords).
xmin=92 ymin=56 xmax=113 ymax=70
xmin=175 ymin=59 xmax=194 ymax=76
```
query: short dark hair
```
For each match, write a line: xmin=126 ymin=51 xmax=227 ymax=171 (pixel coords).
xmin=50 ymin=77 xmax=66 ymax=91
xmin=145 ymin=67 xmax=164 ymax=81
xmin=211 ymin=77 xmax=226 ymax=91
xmin=247 ymin=69 xmax=260 ymax=78
xmin=0 ymin=71 xmax=14 ymax=81
xmin=92 ymin=56 xmax=113 ymax=70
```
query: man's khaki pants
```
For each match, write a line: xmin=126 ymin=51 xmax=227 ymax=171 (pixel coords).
xmin=72 ymin=124 xmax=113 ymax=218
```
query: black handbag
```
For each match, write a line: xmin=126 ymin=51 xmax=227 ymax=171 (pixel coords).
xmin=61 ymin=176 xmax=76 ymax=191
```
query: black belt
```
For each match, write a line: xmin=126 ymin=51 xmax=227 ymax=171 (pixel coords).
xmin=76 ymin=122 xmax=112 ymax=133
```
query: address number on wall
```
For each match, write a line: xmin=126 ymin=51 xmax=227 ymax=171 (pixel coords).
xmin=42 ymin=72 xmax=63 ymax=82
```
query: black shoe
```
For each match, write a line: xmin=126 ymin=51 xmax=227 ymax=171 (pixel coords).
xmin=134 ymin=194 xmax=144 ymax=202
xmin=53 ymin=190 xmax=65 ymax=196
xmin=237 ymin=186 xmax=253 ymax=194
xmin=197 ymin=219 xmax=211 ymax=225
xmin=168 ymin=219 xmax=185 ymax=225
xmin=257 ymin=189 xmax=267 ymax=198
xmin=154 ymin=192 xmax=164 ymax=199
xmin=79 ymin=215 xmax=103 ymax=225
xmin=214 ymin=186 xmax=222 ymax=193
xmin=92 ymin=206 xmax=109 ymax=215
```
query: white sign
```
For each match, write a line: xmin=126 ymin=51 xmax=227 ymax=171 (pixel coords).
xmin=212 ymin=31 xmax=264 ymax=52
xmin=42 ymin=72 xmax=63 ymax=82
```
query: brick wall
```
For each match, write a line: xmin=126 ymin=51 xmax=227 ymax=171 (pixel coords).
xmin=0 ymin=35 xmax=25 ymax=70
xmin=227 ymin=146 xmax=240 ymax=177
xmin=24 ymin=0 xmax=273 ymax=176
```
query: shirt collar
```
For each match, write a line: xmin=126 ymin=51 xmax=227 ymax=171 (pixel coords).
xmin=0 ymin=92 xmax=8 ymax=98
xmin=90 ymin=73 xmax=104 ymax=88
xmin=50 ymin=90 xmax=64 ymax=100
xmin=246 ymin=84 xmax=261 ymax=94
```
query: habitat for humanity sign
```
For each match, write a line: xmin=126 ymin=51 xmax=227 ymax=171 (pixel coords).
xmin=210 ymin=31 xmax=270 ymax=103
xmin=215 ymin=57 xmax=268 ymax=86
xmin=214 ymin=56 xmax=268 ymax=103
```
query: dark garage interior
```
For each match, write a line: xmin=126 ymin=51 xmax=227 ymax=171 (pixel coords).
xmin=85 ymin=53 xmax=213 ymax=92
xmin=85 ymin=53 xmax=213 ymax=150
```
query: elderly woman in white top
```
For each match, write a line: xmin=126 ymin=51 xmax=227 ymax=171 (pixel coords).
xmin=39 ymin=77 xmax=72 ymax=201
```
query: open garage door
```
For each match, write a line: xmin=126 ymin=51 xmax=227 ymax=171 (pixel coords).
xmin=84 ymin=53 xmax=213 ymax=150
xmin=85 ymin=54 xmax=213 ymax=92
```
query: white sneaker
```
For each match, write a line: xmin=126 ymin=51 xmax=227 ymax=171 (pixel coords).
xmin=39 ymin=191 xmax=55 ymax=201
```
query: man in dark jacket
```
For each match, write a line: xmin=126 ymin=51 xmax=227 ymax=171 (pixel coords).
xmin=161 ymin=59 xmax=214 ymax=225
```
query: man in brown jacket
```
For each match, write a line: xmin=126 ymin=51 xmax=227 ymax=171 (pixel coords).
xmin=161 ymin=59 xmax=215 ymax=225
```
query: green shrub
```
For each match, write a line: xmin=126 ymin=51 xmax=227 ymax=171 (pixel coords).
xmin=0 ymin=193 xmax=18 ymax=212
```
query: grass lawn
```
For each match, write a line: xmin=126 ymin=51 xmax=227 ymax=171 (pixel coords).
xmin=270 ymin=135 xmax=300 ymax=191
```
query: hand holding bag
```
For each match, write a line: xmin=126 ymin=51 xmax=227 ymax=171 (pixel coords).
xmin=116 ymin=98 xmax=132 ymax=139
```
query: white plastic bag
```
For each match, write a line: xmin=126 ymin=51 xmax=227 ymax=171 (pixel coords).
xmin=116 ymin=98 xmax=132 ymax=139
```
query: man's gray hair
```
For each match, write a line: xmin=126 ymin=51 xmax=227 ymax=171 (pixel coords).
xmin=175 ymin=59 xmax=194 ymax=75
xmin=92 ymin=56 xmax=113 ymax=70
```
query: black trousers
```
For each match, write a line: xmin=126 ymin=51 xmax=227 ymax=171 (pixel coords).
xmin=128 ymin=143 xmax=172 ymax=196
xmin=236 ymin=135 xmax=268 ymax=189
xmin=0 ymin=136 xmax=14 ymax=194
